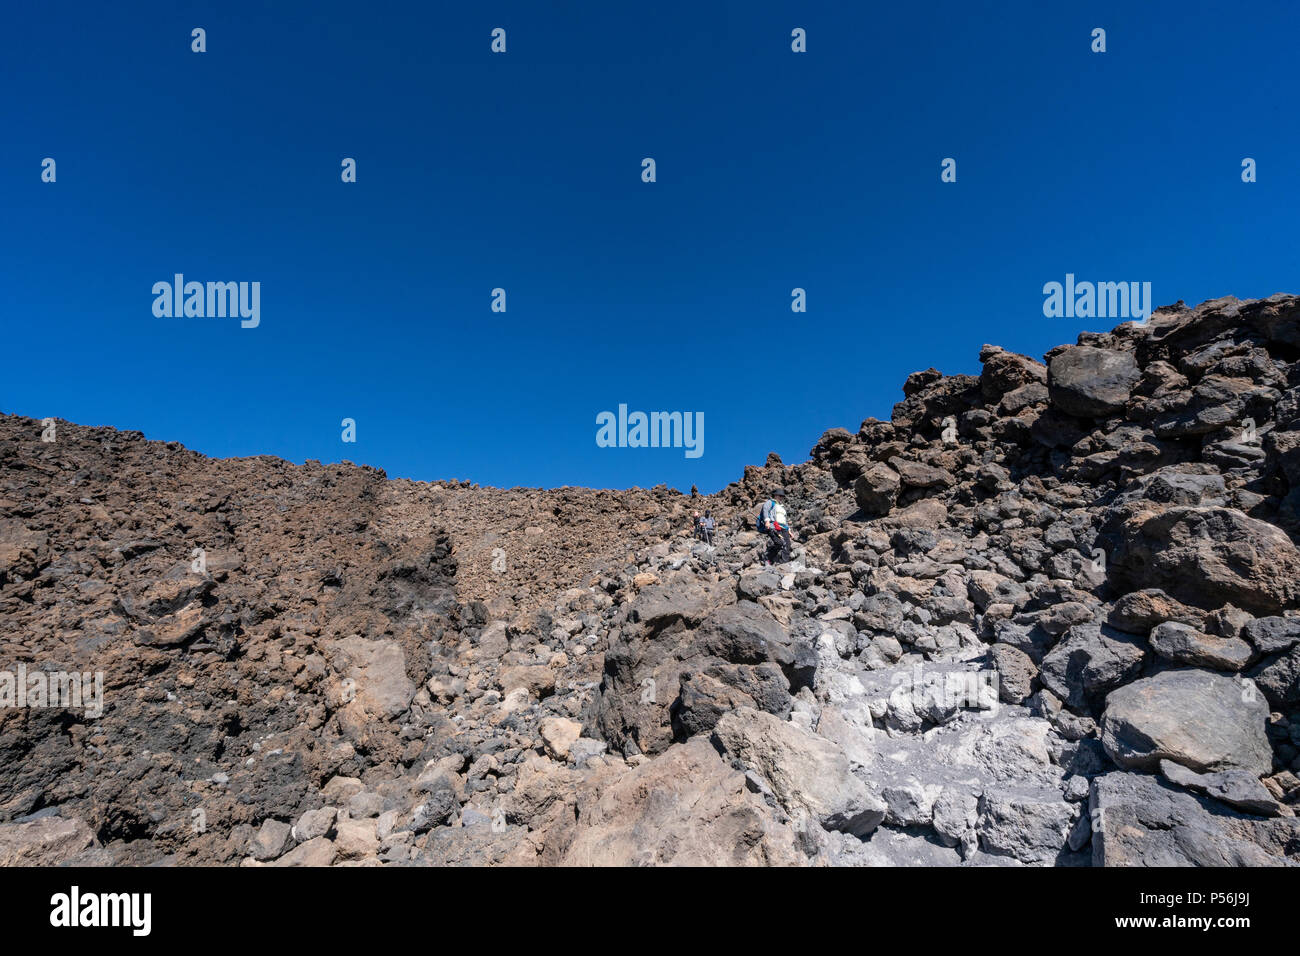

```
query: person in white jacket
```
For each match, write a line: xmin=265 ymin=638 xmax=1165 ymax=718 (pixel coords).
xmin=761 ymin=489 xmax=792 ymax=565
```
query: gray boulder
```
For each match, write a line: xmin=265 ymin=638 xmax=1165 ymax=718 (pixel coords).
xmin=1157 ymin=760 xmax=1282 ymax=816
xmin=990 ymin=643 xmax=1037 ymax=704
xmin=1244 ymin=616 xmax=1300 ymax=654
xmin=1090 ymin=772 xmax=1299 ymax=866
xmin=1100 ymin=669 xmax=1272 ymax=775
xmin=1246 ymin=644 xmax=1300 ymax=707
xmin=1039 ymin=622 xmax=1147 ymax=710
xmin=250 ymin=819 xmax=293 ymax=861
xmin=932 ymin=788 xmax=980 ymax=851
xmin=1048 ymin=346 xmax=1140 ymax=418
xmin=977 ymin=787 xmax=1079 ymax=864
xmin=697 ymin=601 xmax=795 ymax=668
xmin=1149 ymin=621 xmax=1253 ymax=671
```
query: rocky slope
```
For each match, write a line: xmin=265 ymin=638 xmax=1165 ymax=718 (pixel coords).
xmin=3 ymin=292 xmax=1300 ymax=866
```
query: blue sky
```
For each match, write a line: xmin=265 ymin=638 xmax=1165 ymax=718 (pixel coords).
xmin=2 ymin=1 xmax=1296 ymax=491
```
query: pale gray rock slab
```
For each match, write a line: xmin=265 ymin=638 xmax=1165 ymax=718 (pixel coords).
xmin=1101 ymin=669 xmax=1272 ymax=775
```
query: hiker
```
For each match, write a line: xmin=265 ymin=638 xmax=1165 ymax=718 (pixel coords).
xmin=691 ymin=510 xmax=703 ymax=540
xmin=700 ymin=510 xmax=715 ymax=545
xmin=757 ymin=490 xmax=792 ymax=565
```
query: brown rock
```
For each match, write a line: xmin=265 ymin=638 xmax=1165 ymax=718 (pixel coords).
xmin=0 ymin=816 xmax=96 ymax=866
xmin=854 ymin=463 xmax=900 ymax=516
xmin=539 ymin=716 xmax=584 ymax=760
xmin=272 ymin=836 xmax=338 ymax=867
xmin=1107 ymin=589 xmax=1207 ymax=634
xmin=552 ymin=738 xmax=806 ymax=866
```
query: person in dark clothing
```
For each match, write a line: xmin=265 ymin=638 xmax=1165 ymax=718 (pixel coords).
xmin=700 ymin=510 xmax=715 ymax=545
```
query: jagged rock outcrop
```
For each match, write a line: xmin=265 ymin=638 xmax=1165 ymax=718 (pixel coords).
xmin=3 ymin=292 xmax=1300 ymax=866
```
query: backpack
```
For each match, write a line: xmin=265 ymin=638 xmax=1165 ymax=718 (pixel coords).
xmin=756 ymin=499 xmax=774 ymax=532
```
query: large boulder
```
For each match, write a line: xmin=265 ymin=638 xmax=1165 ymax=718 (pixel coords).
xmin=271 ymin=837 xmax=338 ymax=867
xmin=596 ymin=579 xmax=736 ymax=756
xmin=1108 ymin=506 xmax=1300 ymax=614
xmin=854 ymin=463 xmax=900 ymax=517
xmin=1000 ymin=382 xmax=1049 ymax=414
xmin=990 ymin=642 xmax=1037 ymax=703
xmin=890 ymin=373 xmax=981 ymax=431
xmin=1039 ymin=622 xmax=1147 ymax=710
xmin=1142 ymin=375 xmax=1280 ymax=438
xmin=1090 ymin=772 xmax=1299 ymax=866
xmin=673 ymin=664 xmax=793 ymax=738
xmin=598 ymin=589 xmax=801 ymax=758
xmin=1100 ymin=670 xmax=1273 ymax=775
xmin=550 ymin=738 xmax=807 ymax=866
xmin=696 ymin=600 xmax=795 ymax=669
xmin=1244 ymin=293 xmax=1300 ymax=347
xmin=814 ymin=704 xmax=876 ymax=770
xmin=892 ymin=458 xmax=955 ymax=491
xmin=538 ymin=717 xmax=584 ymax=760
xmin=1048 ymin=346 xmax=1140 ymax=418
xmin=627 ymin=581 xmax=719 ymax=636
xmin=976 ymin=788 xmax=1079 ymax=864
xmin=979 ymin=345 xmax=1047 ymax=403
xmin=326 ymin=636 xmax=416 ymax=723
xmin=712 ymin=707 xmax=885 ymax=837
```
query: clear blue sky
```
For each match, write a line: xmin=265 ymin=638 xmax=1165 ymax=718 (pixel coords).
xmin=3 ymin=1 xmax=1296 ymax=491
